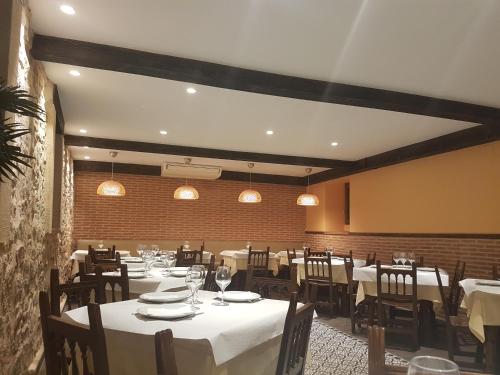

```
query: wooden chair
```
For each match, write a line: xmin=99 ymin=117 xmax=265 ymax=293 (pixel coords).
xmin=492 ymin=264 xmax=499 ymax=280
xmin=247 ymin=246 xmax=271 ymax=276
xmin=448 ymin=261 xmax=466 ymax=315
xmin=245 ymin=264 xmax=298 ymax=300
xmin=83 ymin=253 xmax=122 ymax=274
xmin=155 ymin=329 xmax=179 ymax=375
xmin=176 ymin=248 xmax=204 ymax=266
xmin=304 ymin=251 xmax=338 ymax=317
xmin=39 ymin=290 xmax=110 ymax=375
xmin=307 ymin=250 xmax=326 ymax=257
xmin=435 ymin=266 xmax=484 ymax=369
xmin=89 ymin=245 xmax=116 ymax=262
xmin=366 ymin=253 xmax=377 ymax=266
xmin=376 ymin=260 xmax=419 ymax=351
xmin=287 ymin=248 xmax=297 ymax=267
xmin=202 ymin=259 xmax=225 ymax=292
xmin=95 ymin=264 xmax=130 ymax=302
xmin=276 ymin=292 xmax=316 ymax=375
xmin=50 ymin=268 xmax=103 ymax=316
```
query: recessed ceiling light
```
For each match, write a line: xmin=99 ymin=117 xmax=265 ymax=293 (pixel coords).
xmin=84 ymin=156 xmax=90 ymax=160
xmin=266 ymin=130 xmax=274 ymax=135
xmin=331 ymin=141 xmax=339 ymax=147
xmin=79 ymin=129 xmax=87 ymax=134
xmin=186 ymin=87 xmax=197 ymax=94
xmin=60 ymin=4 xmax=76 ymax=15
xmin=160 ymin=130 xmax=168 ymax=135
xmin=69 ymin=70 xmax=80 ymax=77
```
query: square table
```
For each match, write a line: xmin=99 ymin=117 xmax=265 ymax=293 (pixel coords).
xmin=63 ymin=290 xmax=291 ymax=375
xmin=276 ymin=250 xmax=304 ymax=266
xmin=220 ymin=250 xmax=279 ymax=276
xmin=292 ymin=257 xmax=366 ymax=285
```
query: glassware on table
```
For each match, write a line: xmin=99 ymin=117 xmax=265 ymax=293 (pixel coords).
xmin=191 ymin=265 xmax=206 ymax=304
xmin=325 ymin=247 xmax=334 ymax=257
xmin=97 ymin=240 xmax=104 ymax=249
xmin=137 ymin=244 xmax=146 ymax=257
xmin=151 ymin=244 xmax=160 ymax=256
xmin=185 ymin=266 xmax=204 ymax=310
xmin=161 ymin=251 xmax=176 ymax=274
xmin=407 ymin=252 xmax=416 ymax=267
xmin=407 ymin=356 xmax=459 ymax=374
xmin=142 ymin=250 xmax=156 ymax=277
xmin=245 ymin=241 xmax=252 ymax=250
xmin=302 ymin=242 xmax=310 ymax=251
xmin=400 ymin=251 xmax=408 ymax=268
xmin=214 ymin=265 xmax=232 ymax=306
xmin=183 ymin=241 xmax=190 ymax=250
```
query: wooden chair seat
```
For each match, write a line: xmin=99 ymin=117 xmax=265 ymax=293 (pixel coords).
xmin=245 ymin=264 xmax=298 ymax=300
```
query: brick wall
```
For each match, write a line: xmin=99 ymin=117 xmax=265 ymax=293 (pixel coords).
xmin=305 ymin=233 xmax=500 ymax=279
xmin=74 ymin=171 xmax=306 ymax=242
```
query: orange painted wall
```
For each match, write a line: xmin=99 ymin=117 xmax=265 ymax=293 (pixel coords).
xmin=307 ymin=141 xmax=500 ymax=234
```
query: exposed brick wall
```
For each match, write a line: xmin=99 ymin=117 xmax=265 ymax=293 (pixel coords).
xmin=74 ymin=171 xmax=306 ymax=242
xmin=305 ymin=233 xmax=500 ymax=279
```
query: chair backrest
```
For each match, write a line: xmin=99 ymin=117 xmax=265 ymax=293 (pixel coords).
xmin=50 ymin=268 xmax=103 ymax=316
xmin=155 ymin=329 xmax=179 ymax=375
xmin=84 ymin=253 xmax=122 ymax=274
xmin=40 ymin=291 xmax=110 ymax=375
xmin=176 ymin=248 xmax=204 ymax=266
xmin=202 ymin=259 xmax=224 ymax=292
xmin=376 ymin=261 xmax=417 ymax=305
xmin=435 ymin=265 xmax=452 ymax=326
xmin=95 ymin=264 xmax=130 ymax=302
xmin=368 ymin=325 xmax=408 ymax=375
xmin=304 ymin=250 xmax=333 ymax=283
xmin=307 ymin=250 xmax=326 ymax=257
xmin=365 ymin=252 xmax=377 ymax=267
xmin=286 ymin=248 xmax=297 ymax=267
xmin=245 ymin=264 xmax=298 ymax=300
xmin=343 ymin=256 xmax=355 ymax=291
xmin=448 ymin=261 xmax=466 ymax=315
xmin=276 ymin=292 xmax=316 ymax=375
xmin=89 ymin=245 xmax=116 ymax=263
xmin=247 ymin=246 xmax=270 ymax=270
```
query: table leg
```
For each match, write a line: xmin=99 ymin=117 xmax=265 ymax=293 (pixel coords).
xmin=484 ymin=326 xmax=500 ymax=374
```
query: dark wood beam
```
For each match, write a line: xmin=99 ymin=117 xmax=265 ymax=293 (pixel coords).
xmin=53 ymin=85 xmax=65 ymax=134
xmin=309 ymin=124 xmax=500 ymax=184
xmin=32 ymin=35 xmax=500 ymax=125
xmin=65 ymin=135 xmax=351 ymax=169
xmin=73 ymin=160 xmax=306 ymax=186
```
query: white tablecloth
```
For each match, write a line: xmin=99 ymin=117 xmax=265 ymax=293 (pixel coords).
xmin=71 ymin=249 xmax=131 ymax=261
xmin=220 ymin=250 xmax=279 ymax=276
xmin=276 ymin=250 xmax=304 ymax=266
xmin=63 ymin=290 xmax=291 ymax=375
xmin=292 ymin=257 xmax=366 ymax=285
xmin=353 ymin=265 xmax=449 ymax=305
xmin=460 ymin=278 xmax=500 ymax=342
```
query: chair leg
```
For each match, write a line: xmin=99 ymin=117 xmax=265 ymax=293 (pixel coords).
xmin=446 ymin=325 xmax=456 ymax=362
xmin=329 ymin=286 xmax=334 ymax=318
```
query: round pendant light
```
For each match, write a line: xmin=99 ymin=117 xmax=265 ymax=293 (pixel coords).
xmin=97 ymin=151 xmax=126 ymax=197
xmin=238 ymin=163 xmax=262 ymax=203
xmin=297 ymin=168 xmax=319 ymax=206
xmin=174 ymin=158 xmax=200 ymax=200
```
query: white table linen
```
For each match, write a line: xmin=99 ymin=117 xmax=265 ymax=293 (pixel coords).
xmin=292 ymin=257 xmax=366 ymax=285
xmin=63 ymin=290 xmax=291 ymax=375
xmin=276 ymin=250 xmax=304 ymax=266
xmin=353 ymin=265 xmax=449 ymax=305
xmin=460 ymin=278 xmax=500 ymax=342
xmin=71 ymin=249 xmax=130 ymax=261
xmin=220 ymin=250 xmax=279 ymax=276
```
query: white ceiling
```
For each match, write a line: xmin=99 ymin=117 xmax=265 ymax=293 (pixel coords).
xmin=69 ymin=147 xmax=327 ymax=177
xmin=30 ymin=0 xmax=500 ymax=107
xmin=44 ymin=62 xmax=474 ymax=163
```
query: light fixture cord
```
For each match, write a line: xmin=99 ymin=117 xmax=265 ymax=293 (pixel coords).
xmin=249 ymin=169 xmax=252 ymax=189
xmin=307 ymin=174 xmax=310 ymax=193
xmin=111 ymin=161 xmax=114 ymax=181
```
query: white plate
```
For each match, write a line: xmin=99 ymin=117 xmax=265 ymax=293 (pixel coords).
xmin=124 ymin=257 xmax=144 ymax=263
xmin=139 ymin=291 xmax=191 ymax=303
xmin=219 ymin=291 xmax=261 ymax=302
xmin=136 ymin=305 xmax=195 ymax=320
xmin=171 ymin=270 xmax=188 ymax=277
xmin=128 ymin=271 xmax=146 ymax=279
xmin=171 ymin=267 xmax=190 ymax=271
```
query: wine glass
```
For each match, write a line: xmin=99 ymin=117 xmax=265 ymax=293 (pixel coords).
xmin=97 ymin=240 xmax=104 ymax=249
xmin=151 ymin=244 xmax=160 ymax=256
xmin=185 ymin=267 xmax=204 ymax=310
xmin=162 ymin=251 xmax=176 ymax=274
xmin=408 ymin=252 xmax=416 ymax=268
xmin=191 ymin=265 xmax=206 ymax=304
xmin=400 ymin=251 xmax=408 ymax=268
xmin=137 ymin=244 xmax=146 ymax=257
xmin=303 ymin=242 xmax=310 ymax=251
xmin=214 ymin=265 xmax=231 ymax=306
xmin=393 ymin=252 xmax=401 ymax=268
xmin=407 ymin=356 xmax=459 ymax=374
xmin=325 ymin=247 xmax=334 ymax=257
xmin=245 ymin=241 xmax=252 ymax=251
xmin=142 ymin=250 xmax=156 ymax=277
xmin=183 ymin=241 xmax=190 ymax=250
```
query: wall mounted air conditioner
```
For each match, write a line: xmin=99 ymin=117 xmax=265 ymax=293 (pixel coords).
xmin=161 ymin=160 xmax=222 ymax=180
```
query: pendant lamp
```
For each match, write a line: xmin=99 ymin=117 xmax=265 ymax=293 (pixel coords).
xmin=97 ymin=151 xmax=126 ymax=196
xmin=174 ymin=158 xmax=200 ymax=200
xmin=297 ymin=168 xmax=319 ymax=206
xmin=238 ymin=162 xmax=262 ymax=203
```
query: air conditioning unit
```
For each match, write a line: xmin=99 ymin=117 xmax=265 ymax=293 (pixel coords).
xmin=161 ymin=161 xmax=222 ymax=180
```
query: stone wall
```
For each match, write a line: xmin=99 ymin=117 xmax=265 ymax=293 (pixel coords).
xmin=0 ymin=3 xmax=74 ymax=374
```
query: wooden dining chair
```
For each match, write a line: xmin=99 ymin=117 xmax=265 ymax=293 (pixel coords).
xmin=245 ymin=264 xmax=298 ymax=300
xmin=307 ymin=250 xmax=326 ymax=257
xmin=89 ymin=245 xmax=116 ymax=262
xmin=247 ymin=246 xmax=271 ymax=276
xmin=155 ymin=329 xmax=179 ymax=375
xmin=276 ymin=292 xmax=316 ymax=375
xmin=448 ymin=261 xmax=466 ymax=315
xmin=202 ymin=259 xmax=225 ymax=292
xmin=365 ymin=252 xmax=377 ymax=266
xmin=39 ymin=290 xmax=110 ymax=375
xmin=50 ymin=268 xmax=104 ymax=316
xmin=176 ymin=248 xmax=204 ymax=266
xmin=286 ymin=248 xmax=297 ymax=267
xmin=83 ymin=252 xmax=122 ymax=274
xmin=95 ymin=264 xmax=130 ymax=302
xmin=376 ymin=260 xmax=419 ymax=351
xmin=304 ymin=251 xmax=338 ymax=317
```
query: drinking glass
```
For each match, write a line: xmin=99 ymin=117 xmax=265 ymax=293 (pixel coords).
xmin=408 ymin=252 xmax=416 ymax=267
xmin=303 ymin=242 xmax=310 ymax=251
xmin=214 ymin=265 xmax=231 ymax=306
xmin=407 ymin=356 xmax=459 ymax=374
xmin=97 ymin=240 xmax=104 ymax=249
xmin=325 ymin=247 xmax=334 ymax=257
xmin=393 ymin=252 xmax=400 ymax=267
xmin=162 ymin=251 xmax=176 ymax=274
xmin=191 ymin=265 xmax=206 ymax=304
xmin=142 ymin=250 xmax=156 ymax=277
xmin=183 ymin=241 xmax=190 ymax=250
xmin=151 ymin=244 xmax=160 ymax=256
xmin=137 ymin=244 xmax=146 ymax=257
xmin=246 ymin=241 xmax=252 ymax=250
xmin=185 ymin=267 xmax=204 ymax=310
xmin=400 ymin=251 xmax=408 ymax=268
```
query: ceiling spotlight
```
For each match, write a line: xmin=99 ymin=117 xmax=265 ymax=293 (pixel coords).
xmin=69 ymin=70 xmax=80 ymax=77
xmin=331 ymin=141 xmax=339 ymax=147
xmin=79 ymin=129 xmax=87 ymax=134
xmin=160 ymin=130 xmax=168 ymax=135
xmin=60 ymin=4 xmax=75 ymax=15
xmin=186 ymin=87 xmax=197 ymax=94
xmin=266 ymin=130 xmax=274 ymax=135
xmin=84 ymin=156 xmax=90 ymax=160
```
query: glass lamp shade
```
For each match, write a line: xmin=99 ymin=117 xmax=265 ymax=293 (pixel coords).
xmin=97 ymin=180 xmax=126 ymax=196
xmin=296 ymin=193 xmax=319 ymax=206
xmin=238 ymin=189 xmax=262 ymax=203
xmin=174 ymin=185 xmax=199 ymax=200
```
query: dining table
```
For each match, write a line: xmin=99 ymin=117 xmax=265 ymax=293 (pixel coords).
xmin=63 ymin=290 xmax=292 ymax=375
xmin=460 ymin=278 xmax=500 ymax=373
xmin=275 ymin=250 xmax=305 ymax=266
xmin=292 ymin=256 xmax=366 ymax=285
xmin=71 ymin=249 xmax=131 ymax=262
xmin=220 ymin=250 xmax=280 ymax=276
